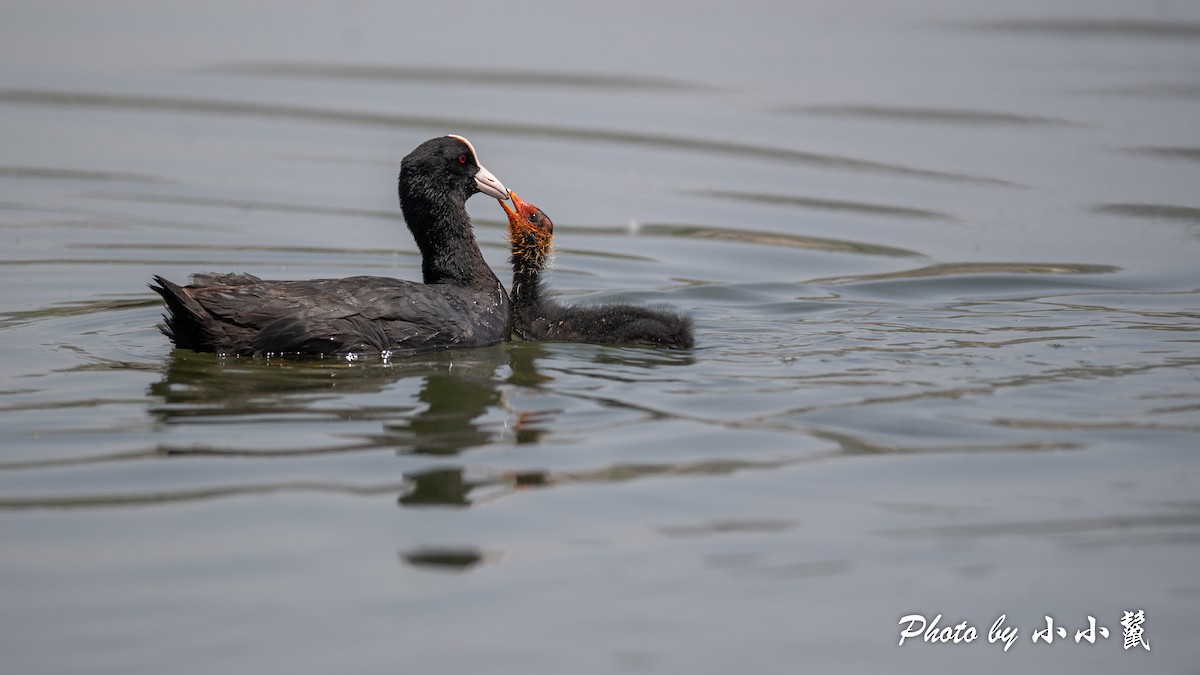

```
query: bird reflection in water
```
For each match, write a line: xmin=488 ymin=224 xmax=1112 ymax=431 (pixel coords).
xmin=398 ymin=466 xmax=552 ymax=508
xmin=399 ymin=546 xmax=501 ymax=572
xmin=148 ymin=344 xmax=552 ymax=457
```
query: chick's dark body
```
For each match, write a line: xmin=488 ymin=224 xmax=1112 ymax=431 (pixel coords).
xmin=502 ymin=192 xmax=693 ymax=350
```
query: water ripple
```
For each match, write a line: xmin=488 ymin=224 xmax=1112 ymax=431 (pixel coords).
xmin=200 ymin=62 xmax=712 ymax=92
xmin=0 ymin=89 xmax=1017 ymax=186
xmin=688 ymin=189 xmax=953 ymax=221
xmin=0 ymin=296 xmax=159 ymax=329
xmin=0 ymin=479 xmax=410 ymax=510
xmin=0 ymin=166 xmax=166 ymax=183
xmin=586 ymin=223 xmax=922 ymax=257
xmin=1093 ymin=203 xmax=1200 ymax=225
xmin=656 ymin=519 xmax=798 ymax=538
xmin=778 ymin=104 xmax=1079 ymax=128
xmin=1121 ymin=147 xmax=1200 ymax=163
xmin=961 ymin=18 xmax=1200 ymax=41
xmin=808 ymin=261 xmax=1122 ymax=285
xmin=88 ymin=190 xmax=400 ymax=221
xmin=881 ymin=513 xmax=1200 ymax=541
xmin=1087 ymin=82 xmax=1200 ymax=99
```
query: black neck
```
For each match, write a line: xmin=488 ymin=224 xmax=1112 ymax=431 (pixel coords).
xmin=510 ymin=253 xmax=545 ymax=311
xmin=400 ymin=185 xmax=499 ymax=290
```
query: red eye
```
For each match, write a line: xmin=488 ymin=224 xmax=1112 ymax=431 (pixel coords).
xmin=457 ymin=154 xmax=467 ymax=164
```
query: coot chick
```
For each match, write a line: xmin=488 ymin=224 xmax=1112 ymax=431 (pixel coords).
xmin=500 ymin=191 xmax=694 ymax=349
xmin=151 ymin=135 xmax=512 ymax=357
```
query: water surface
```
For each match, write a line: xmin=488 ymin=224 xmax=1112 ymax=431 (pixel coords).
xmin=2 ymin=1 xmax=1198 ymax=673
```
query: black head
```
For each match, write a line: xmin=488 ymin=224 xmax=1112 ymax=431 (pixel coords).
xmin=397 ymin=136 xmax=509 ymax=286
xmin=399 ymin=135 xmax=507 ymax=205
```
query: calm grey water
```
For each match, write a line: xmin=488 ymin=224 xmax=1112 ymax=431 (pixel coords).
xmin=2 ymin=1 xmax=1199 ymax=673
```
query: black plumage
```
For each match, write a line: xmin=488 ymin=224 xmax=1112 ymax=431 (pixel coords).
xmin=500 ymin=192 xmax=694 ymax=349
xmin=150 ymin=135 xmax=511 ymax=357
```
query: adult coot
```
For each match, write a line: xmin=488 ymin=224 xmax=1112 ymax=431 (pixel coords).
xmin=500 ymin=191 xmax=694 ymax=349
xmin=151 ymin=135 xmax=511 ymax=357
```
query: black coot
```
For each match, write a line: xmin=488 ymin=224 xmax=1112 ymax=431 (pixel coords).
xmin=500 ymin=191 xmax=694 ymax=349
xmin=151 ymin=135 xmax=511 ymax=357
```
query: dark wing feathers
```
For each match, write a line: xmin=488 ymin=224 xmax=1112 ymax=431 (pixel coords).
xmin=152 ymin=275 xmax=507 ymax=356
